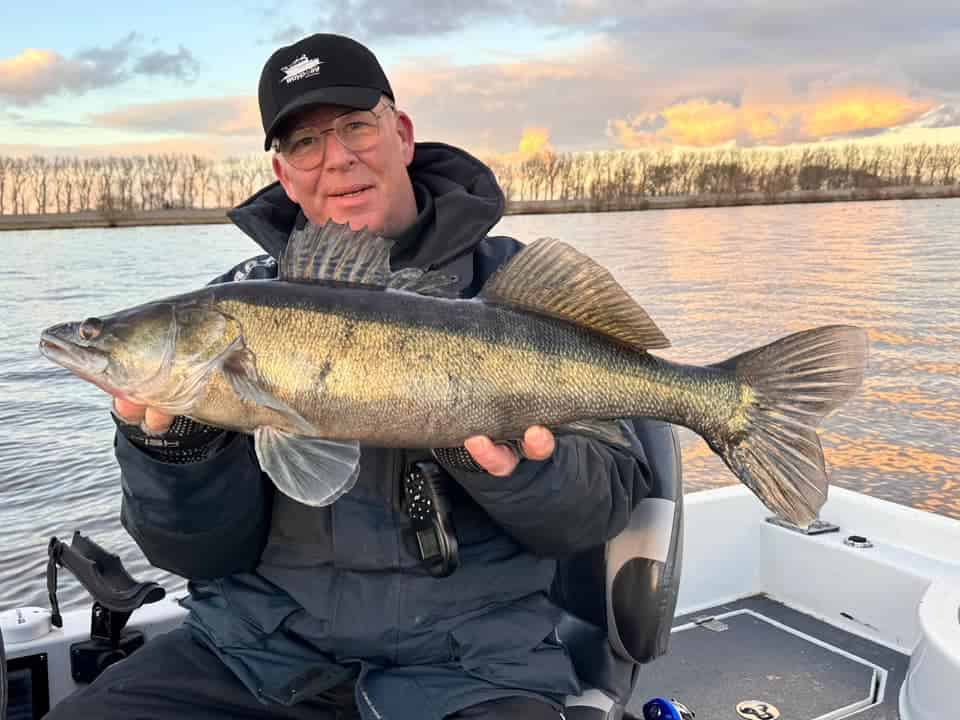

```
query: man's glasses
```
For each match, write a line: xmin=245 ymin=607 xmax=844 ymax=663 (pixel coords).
xmin=273 ymin=103 xmax=395 ymax=171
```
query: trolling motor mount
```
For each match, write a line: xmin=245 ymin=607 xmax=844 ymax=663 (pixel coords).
xmin=47 ymin=531 xmax=165 ymax=684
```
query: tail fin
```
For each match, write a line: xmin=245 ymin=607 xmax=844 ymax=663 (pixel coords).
xmin=710 ymin=325 xmax=868 ymax=527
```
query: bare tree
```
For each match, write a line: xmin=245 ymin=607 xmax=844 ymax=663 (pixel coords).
xmin=0 ymin=157 xmax=8 ymax=214
xmin=192 ymin=155 xmax=213 ymax=209
xmin=9 ymin=158 xmax=28 ymax=214
xmin=910 ymin=143 xmax=933 ymax=185
xmin=27 ymin=156 xmax=51 ymax=213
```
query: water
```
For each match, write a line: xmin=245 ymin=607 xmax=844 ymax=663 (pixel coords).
xmin=2 ymin=199 xmax=958 ymax=612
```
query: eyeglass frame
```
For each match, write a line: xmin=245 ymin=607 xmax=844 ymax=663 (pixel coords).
xmin=271 ymin=101 xmax=397 ymax=170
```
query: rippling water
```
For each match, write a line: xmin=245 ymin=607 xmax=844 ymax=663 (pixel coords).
xmin=2 ymin=199 xmax=958 ymax=612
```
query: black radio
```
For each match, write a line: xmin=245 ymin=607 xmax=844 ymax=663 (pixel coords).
xmin=401 ymin=460 xmax=460 ymax=578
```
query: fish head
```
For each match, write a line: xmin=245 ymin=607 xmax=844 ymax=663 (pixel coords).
xmin=40 ymin=301 xmax=179 ymax=401
xmin=39 ymin=300 xmax=242 ymax=413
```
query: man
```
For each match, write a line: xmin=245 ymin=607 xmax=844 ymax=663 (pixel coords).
xmin=48 ymin=33 xmax=652 ymax=720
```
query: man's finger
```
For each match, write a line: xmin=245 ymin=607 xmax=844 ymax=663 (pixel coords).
xmin=520 ymin=425 xmax=555 ymax=461
xmin=143 ymin=407 xmax=174 ymax=434
xmin=463 ymin=435 xmax=519 ymax=477
xmin=113 ymin=397 xmax=145 ymax=424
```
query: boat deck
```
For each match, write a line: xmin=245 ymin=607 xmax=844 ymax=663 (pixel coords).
xmin=629 ymin=595 xmax=908 ymax=719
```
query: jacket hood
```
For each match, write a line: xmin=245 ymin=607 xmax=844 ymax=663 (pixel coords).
xmin=226 ymin=142 xmax=505 ymax=268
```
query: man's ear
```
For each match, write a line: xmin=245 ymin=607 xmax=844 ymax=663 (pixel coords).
xmin=272 ymin=154 xmax=299 ymax=204
xmin=394 ymin=110 xmax=416 ymax=166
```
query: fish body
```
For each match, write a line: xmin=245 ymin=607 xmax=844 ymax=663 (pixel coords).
xmin=40 ymin=221 xmax=868 ymax=525
xmin=134 ymin=280 xmax=732 ymax=447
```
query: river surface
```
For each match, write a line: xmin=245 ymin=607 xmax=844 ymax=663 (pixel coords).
xmin=2 ymin=198 xmax=958 ymax=611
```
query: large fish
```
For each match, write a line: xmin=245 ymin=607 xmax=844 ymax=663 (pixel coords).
xmin=39 ymin=221 xmax=868 ymax=526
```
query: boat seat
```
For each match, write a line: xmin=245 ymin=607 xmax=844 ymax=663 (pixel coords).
xmin=552 ymin=418 xmax=684 ymax=720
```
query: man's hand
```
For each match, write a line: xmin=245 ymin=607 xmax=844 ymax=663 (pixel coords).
xmin=113 ymin=397 xmax=174 ymax=434
xmin=463 ymin=425 xmax=556 ymax=477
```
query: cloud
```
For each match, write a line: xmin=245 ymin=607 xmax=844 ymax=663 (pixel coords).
xmin=374 ymin=26 xmax=949 ymax=155
xmin=134 ymin=46 xmax=199 ymax=81
xmin=907 ymin=104 xmax=960 ymax=129
xmin=0 ymin=35 xmax=201 ymax=106
xmin=90 ymin=96 xmax=261 ymax=136
xmin=311 ymin=0 xmax=516 ymax=40
xmin=268 ymin=0 xmax=960 ymax=62
xmin=607 ymin=89 xmax=934 ymax=148
xmin=0 ymin=49 xmax=123 ymax=106
xmin=517 ymin=127 xmax=553 ymax=157
xmin=272 ymin=25 xmax=307 ymax=44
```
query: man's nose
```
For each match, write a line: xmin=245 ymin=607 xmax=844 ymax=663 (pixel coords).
xmin=323 ymin=131 xmax=358 ymax=170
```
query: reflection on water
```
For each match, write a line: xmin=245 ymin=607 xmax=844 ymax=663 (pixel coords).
xmin=1 ymin=199 xmax=958 ymax=611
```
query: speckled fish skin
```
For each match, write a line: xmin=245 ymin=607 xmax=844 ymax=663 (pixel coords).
xmin=170 ymin=279 xmax=739 ymax=448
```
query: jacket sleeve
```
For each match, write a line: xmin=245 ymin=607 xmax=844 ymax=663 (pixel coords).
xmin=443 ymin=422 xmax=652 ymax=557
xmin=118 ymin=431 xmax=273 ymax=579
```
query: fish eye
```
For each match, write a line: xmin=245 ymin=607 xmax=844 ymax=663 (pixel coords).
xmin=79 ymin=317 xmax=103 ymax=341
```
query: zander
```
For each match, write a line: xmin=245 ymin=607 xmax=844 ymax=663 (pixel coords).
xmin=39 ymin=221 xmax=868 ymax=526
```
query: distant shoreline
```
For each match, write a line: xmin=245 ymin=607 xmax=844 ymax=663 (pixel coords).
xmin=1 ymin=184 xmax=957 ymax=232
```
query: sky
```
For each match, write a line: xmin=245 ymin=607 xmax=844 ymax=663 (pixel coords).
xmin=3 ymin=1 xmax=960 ymax=161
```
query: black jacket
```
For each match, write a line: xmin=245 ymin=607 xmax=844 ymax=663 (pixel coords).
xmin=117 ymin=142 xmax=652 ymax=719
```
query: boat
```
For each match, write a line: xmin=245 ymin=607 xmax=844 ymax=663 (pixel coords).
xmin=2 ymin=482 xmax=958 ymax=719
xmin=13 ymin=145 xmax=936 ymax=718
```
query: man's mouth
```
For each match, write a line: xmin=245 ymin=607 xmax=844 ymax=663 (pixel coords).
xmin=329 ymin=185 xmax=373 ymax=199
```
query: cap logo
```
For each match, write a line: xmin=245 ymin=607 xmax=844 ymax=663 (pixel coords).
xmin=280 ymin=54 xmax=324 ymax=84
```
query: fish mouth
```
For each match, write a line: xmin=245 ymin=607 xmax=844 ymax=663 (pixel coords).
xmin=39 ymin=326 xmax=110 ymax=379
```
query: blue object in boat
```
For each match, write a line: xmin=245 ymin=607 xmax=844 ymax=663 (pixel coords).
xmin=642 ymin=697 xmax=695 ymax=720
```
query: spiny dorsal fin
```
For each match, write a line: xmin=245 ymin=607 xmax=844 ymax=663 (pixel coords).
xmin=280 ymin=220 xmax=392 ymax=286
xmin=479 ymin=237 xmax=670 ymax=350
xmin=280 ymin=220 xmax=459 ymax=297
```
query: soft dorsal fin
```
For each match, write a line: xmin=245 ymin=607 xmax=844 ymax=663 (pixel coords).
xmin=479 ymin=237 xmax=670 ymax=350
xmin=279 ymin=220 xmax=458 ymax=296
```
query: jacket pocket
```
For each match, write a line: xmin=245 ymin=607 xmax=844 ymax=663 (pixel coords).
xmin=448 ymin=595 xmax=579 ymax=695
xmin=186 ymin=575 xmax=301 ymax=649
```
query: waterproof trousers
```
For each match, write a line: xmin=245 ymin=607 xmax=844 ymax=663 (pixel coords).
xmin=44 ymin=627 xmax=563 ymax=720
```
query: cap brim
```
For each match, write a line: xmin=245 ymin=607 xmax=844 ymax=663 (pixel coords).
xmin=264 ymin=86 xmax=382 ymax=151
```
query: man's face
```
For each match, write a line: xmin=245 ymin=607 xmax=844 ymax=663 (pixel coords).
xmin=272 ymin=100 xmax=417 ymax=236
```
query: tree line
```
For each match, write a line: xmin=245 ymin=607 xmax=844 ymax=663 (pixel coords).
xmin=1 ymin=142 xmax=959 ymax=215
xmin=484 ymin=142 xmax=960 ymax=202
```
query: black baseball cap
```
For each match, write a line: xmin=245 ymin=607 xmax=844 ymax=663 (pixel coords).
xmin=258 ymin=34 xmax=394 ymax=151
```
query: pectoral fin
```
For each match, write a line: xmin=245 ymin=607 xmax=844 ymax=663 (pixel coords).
xmin=221 ymin=345 xmax=315 ymax=435
xmin=255 ymin=426 xmax=361 ymax=506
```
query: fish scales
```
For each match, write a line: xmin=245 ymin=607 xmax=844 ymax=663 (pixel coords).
xmin=192 ymin=280 xmax=740 ymax=448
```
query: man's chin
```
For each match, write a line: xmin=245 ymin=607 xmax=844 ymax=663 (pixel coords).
xmin=323 ymin=212 xmax=384 ymax=235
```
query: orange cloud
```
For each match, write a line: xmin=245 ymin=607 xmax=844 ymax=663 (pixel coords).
xmin=610 ymin=88 xmax=934 ymax=148
xmin=91 ymin=97 xmax=261 ymax=136
xmin=517 ymin=127 xmax=552 ymax=157
xmin=0 ymin=49 xmax=59 ymax=93
xmin=804 ymin=88 xmax=932 ymax=138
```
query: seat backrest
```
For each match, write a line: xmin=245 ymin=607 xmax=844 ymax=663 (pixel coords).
xmin=554 ymin=419 xmax=684 ymax=719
